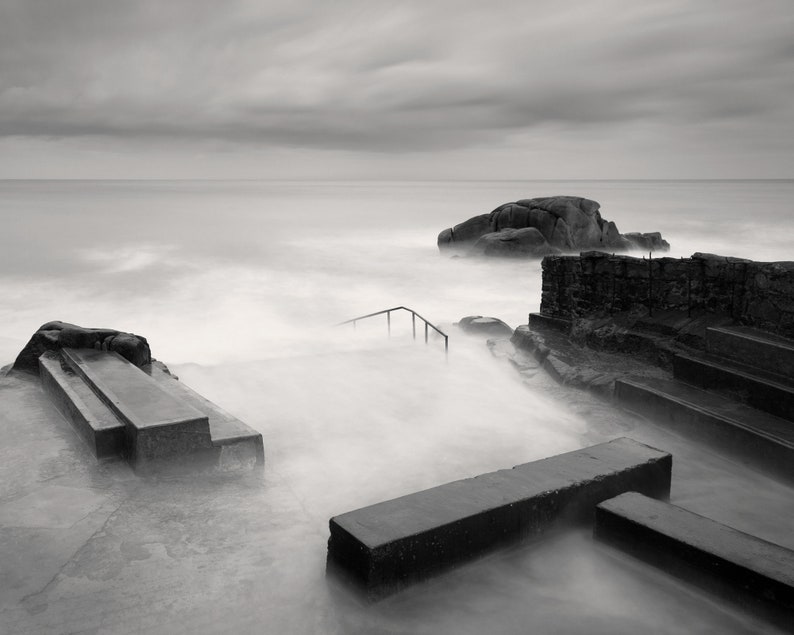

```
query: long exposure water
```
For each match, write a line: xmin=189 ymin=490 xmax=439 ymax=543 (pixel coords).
xmin=2 ymin=179 xmax=794 ymax=633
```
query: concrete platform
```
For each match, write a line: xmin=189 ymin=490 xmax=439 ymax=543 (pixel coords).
xmin=614 ymin=376 xmax=794 ymax=483
xmin=707 ymin=326 xmax=794 ymax=379
xmin=327 ymin=437 xmax=672 ymax=599
xmin=595 ymin=492 xmax=794 ymax=630
xmin=674 ymin=352 xmax=794 ymax=421
xmin=38 ymin=349 xmax=263 ymax=472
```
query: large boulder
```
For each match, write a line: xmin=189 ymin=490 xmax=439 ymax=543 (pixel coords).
xmin=13 ymin=321 xmax=151 ymax=375
xmin=438 ymin=196 xmax=669 ymax=257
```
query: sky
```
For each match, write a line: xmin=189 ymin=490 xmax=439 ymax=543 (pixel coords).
xmin=1 ymin=0 xmax=792 ymax=180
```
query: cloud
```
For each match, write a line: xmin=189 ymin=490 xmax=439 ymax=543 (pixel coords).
xmin=0 ymin=0 xmax=792 ymax=158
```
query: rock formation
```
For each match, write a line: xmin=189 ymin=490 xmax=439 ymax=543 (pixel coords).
xmin=457 ymin=315 xmax=514 ymax=338
xmin=13 ymin=321 xmax=151 ymax=375
xmin=438 ymin=196 xmax=669 ymax=257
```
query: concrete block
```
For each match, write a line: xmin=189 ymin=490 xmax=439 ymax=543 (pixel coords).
xmin=39 ymin=352 xmax=125 ymax=458
xmin=146 ymin=362 xmax=264 ymax=471
xmin=327 ymin=437 xmax=671 ymax=599
xmin=61 ymin=348 xmax=213 ymax=466
xmin=595 ymin=492 xmax=794 ymax=629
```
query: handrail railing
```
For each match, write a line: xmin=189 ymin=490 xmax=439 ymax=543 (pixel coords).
xmin=337 ymin=306 xmax=449 ymax=357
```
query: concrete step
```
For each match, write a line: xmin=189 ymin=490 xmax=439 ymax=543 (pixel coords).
xmin=327 ymin=437 xmax=671 ymax=599
xmin=595 ymin=492 xmax=794 ymax=630
xmin=706 ymin=326 xmax=794 ymax=379
xmin=614 ymin=376 xmax=794 ymax=482
xmin=39 ymin=351 xmax=125 ymax=459
xmin=60 ymin=348 xmax=213 ymax=467
xmin=38 ymin=348 xmax=263 ymax=472
xmin=674 ymin=352 xmax=794 ymax=421
xmin=146 ymin=363 xmax=264 ymax=471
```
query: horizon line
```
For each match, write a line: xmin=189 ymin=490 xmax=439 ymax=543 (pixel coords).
xmin=0 ymin=177 xmax=792 ymax=183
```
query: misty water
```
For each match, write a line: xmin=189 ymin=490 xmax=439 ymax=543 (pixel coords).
xmin=2 ymin=179 xmax=794 ymax=633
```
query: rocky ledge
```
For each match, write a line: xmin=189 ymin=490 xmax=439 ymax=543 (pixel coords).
xmin=438 ymin=196 xmax=669 ymax=258
xmin=12 ymin=321 xmax=151 ymax=375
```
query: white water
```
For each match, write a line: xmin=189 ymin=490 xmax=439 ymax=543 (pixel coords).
xmin=2 ymin=179 xmax=794 ymax=633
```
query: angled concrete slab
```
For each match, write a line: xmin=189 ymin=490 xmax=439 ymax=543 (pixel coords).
xmin=327 ymin=437 xmax=671 ymax=599
xmin=61 ymin=348 xmax=207 ymax=432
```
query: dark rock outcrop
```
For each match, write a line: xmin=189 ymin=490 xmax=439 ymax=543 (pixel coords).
xmin=438 ymin=196 xmax=669 ymax=257
xmin=457 ymin=315 xmax=514 ymax=338
xmin=13 ymin=321 xmax=151 ymax=375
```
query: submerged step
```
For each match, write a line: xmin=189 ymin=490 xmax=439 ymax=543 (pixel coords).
xmin=595 ymin=492 xmax=794 ymax=629
xmin=39 ymin=351 xmax=125 ymax=459
xmin=706 ymin=326 xmax=794 ymax=379
xmin=327 ymin=437 xmax=671 ymax=599
xmin=674 ymin=352 xmax=794 ymax=421
xmin=614 ymin=376 xmax=794 ymax=483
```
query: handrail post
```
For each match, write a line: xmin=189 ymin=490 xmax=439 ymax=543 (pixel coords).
xmin=339 ymin=306 xmax=449 ymax=356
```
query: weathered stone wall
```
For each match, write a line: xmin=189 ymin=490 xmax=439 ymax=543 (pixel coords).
xmin=540 ymin=251 xmax=794 ymax=338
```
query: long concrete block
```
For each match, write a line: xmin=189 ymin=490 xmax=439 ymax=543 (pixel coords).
xmin=327 ymin=437 xmax=671 ymax=598
xmin=39 ymin=352 xmax=125 ymax=458
xmin=61 ymin=348 xmax=213 ymax=466
xmin=595 ymin=492 xmax=794 ymax=629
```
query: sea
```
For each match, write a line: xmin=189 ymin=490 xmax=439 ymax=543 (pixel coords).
xmin=1 ymin=179 xmax=793 ymax=633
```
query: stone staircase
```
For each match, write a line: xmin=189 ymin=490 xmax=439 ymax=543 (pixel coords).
xmin=39 ymin=348 xmax=264 ymax=473
xmin=615 ymin=326 xmax=794 ymax=483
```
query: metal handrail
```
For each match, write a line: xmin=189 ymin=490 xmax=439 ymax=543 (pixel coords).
xmin=338 ymin=306 xmax=449 ymax=356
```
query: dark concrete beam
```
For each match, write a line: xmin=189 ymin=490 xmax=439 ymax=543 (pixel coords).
xmin=327 ymin=437 xmax=671 ymax=599
xmin=595 ymin=492 xmax=794 ymax=630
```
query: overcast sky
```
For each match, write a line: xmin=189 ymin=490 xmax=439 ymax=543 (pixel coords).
xmin=1 ymin=0 xmax=792 ymax=179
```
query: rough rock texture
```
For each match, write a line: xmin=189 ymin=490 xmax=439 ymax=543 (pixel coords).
xmin=13 ymin=321 xmax=152 ymax=375
xmin=470 ymin=227 xmax=561 ymax=258
xmin=438 ymin=196 xmax=669 ymax=257
xmin=457 ymin=315 xmax=514 ymax=338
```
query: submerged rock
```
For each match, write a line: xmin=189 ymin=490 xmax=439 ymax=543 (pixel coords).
xmin=13 ymin=321 xmax=151 ymax=375
xmin=438 ymin=195 xmax=669 ymax=257
xmin=457 ymin=315 xmax=514 ymax=338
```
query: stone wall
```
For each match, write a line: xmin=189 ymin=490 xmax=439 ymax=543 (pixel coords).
xmin=540 ymin=252 xmax=794 ymax=339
